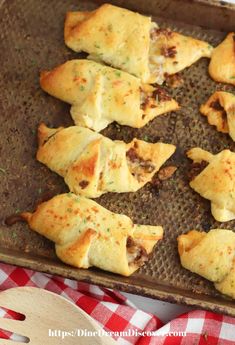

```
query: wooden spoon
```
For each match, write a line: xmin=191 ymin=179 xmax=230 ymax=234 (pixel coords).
xmin=0 ymin=287 xmax=117 ymax=344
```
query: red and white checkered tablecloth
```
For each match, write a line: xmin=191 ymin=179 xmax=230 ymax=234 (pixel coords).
xmin=0 ymin=263 xmax=235 ymax=345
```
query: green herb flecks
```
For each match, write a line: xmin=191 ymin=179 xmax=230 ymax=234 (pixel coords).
xmin=115 ymin=71 xmax=121 ymax=78
xmin=80 ymin=85 xmax=85 ymax=91
xmin=143 ymin=135 xmax=149 ymax=142
xmin=107 ymin=24 xmax=113 ymax=32
xmin=0 ymin=168 xmax=6 ymax=174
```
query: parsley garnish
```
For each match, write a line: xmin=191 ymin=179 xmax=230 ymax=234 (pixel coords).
xmin=115 ymin=71 xmax=121 ymax=78
xmin=107 ymin=24 xmax=113 ymax=32
xmin=143 ymin=135 xmax=149 ymax=142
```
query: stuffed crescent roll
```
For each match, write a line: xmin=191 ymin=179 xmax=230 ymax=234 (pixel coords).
xmin=37 ymin=123 xmax=176 ymax=198
xmin=178 ymin=229 xmax=235 ymax=299
xmin=40 ymin=59 xmax=179 ymax=132
xmin=209 ymin=33 xmax=235 ymax=86
xmin=64 ymin=4 xmax=213 ymax=84
xmin=200 ymin=91 xmax=235 ymax=141
xmin=187 ymin=148 xmax=235 ymax=222
xmin=21 ymin=193 xmax=164 ymax=276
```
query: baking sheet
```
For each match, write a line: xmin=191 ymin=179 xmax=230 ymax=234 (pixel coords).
xmin=0 ymin=0 xmax=235 ymax=315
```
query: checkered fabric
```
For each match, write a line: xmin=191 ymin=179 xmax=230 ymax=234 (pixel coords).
xmin=0 ymin=263 xmax=235 ymax=345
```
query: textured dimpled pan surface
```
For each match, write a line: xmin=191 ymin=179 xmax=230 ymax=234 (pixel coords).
xmin=0 ymin=0 xmax=235 ymax=315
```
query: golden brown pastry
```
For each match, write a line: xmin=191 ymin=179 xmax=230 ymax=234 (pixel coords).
xmin=150 ymin=28 xmax=213 ymax=80
xmin=40 ymin=59 xmax=179 ymax=132
xmin=178 ymin=229 xmax=235 ymax=299
xmin=200 ymin=91 xmax=235 ymax=141
xmin=187 ymin=147 xmax=235 ymax=222
xmin=37 ymin=123 xmax=176 ymax=198
xmin=21 ymin=193 xmax=163 ymax=276
xmin=209 ymin=33 xmax=235 ymax=86
xmin=64 ymin=4 xmax=213 ymax=84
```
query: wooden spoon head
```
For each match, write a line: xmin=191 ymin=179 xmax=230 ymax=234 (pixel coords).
xmin=0 ymin=287 xmax=116 ymax=345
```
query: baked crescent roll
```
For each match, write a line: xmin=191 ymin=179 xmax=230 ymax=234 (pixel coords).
xmin=178 ymin=229 xmax=235 ymax=299
xmin=200 ymin=91 xmax=235 ymax=141
xmin=21 ymin=193 xmax=163 ymax=276
xmin=187 ymin=148 xmax=235 ymax=222
xmin=40 ymin=60 xmax=179 ymax=132
xmin=37 ymin=123 xmax=176 ymax=198
xmin=209 ymin=33 xmax=235 ymax=86
xmin=64 ymin=4 xmax=212 ymax=84
xmin=150 ymin=28 xmax=213 ymax=78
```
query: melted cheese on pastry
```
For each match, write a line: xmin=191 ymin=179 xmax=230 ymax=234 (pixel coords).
xmin=200 ymin=91 xmax=235 ymax=141
xmin=37 ymin=123 xmax=176 ymax=198
xmin=209 ymin=33 xmax=235 ymax=86
xmin=64 ymin=4 xmax=213 ymax=84
xmin=178 ymin=229 xmax=235 ymax=299
xmin=21 ymin=193 xmax=163 ymax=276
xmin=187 ymin=148 xmax=235 ymax=222
xmin=40 ymin=59 xmax=179 ymax=132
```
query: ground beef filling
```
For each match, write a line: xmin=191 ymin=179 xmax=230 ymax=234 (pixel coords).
xmin=150 ymin=28 xmax=173 ymax=40
xmin=126 ymin=148 xmax=155 ymax=180
xmin=210 ymin=100 xmax=227 ymax=129
xmin=126 ymin=236 xmax=148 ymax=265
xmin=161 ymin=46 xmax=177 ymax=58
xmin=188 ymin=161 xmax=209 ymax=181
xmin=140 ymin=86 xmax=171 ymax=111
xmin=152 ymin=86 xmax=171 ymax=102
xmin=210 ymin=100 xmax=224 ymax=111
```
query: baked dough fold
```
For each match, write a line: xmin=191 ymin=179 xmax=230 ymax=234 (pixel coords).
xmin=21 ymin=193 xmax=163 ymax=276
xmin=37 ymin=123 xmax=176 ymax=198
xmin=178 ymin=229 xmax=235 ymax=299
xmin=64 ymin=4 xmax=212 ymax=84
xmin=187 ymin=147 xmax=235 ymax=222
xmin=149 ymin=28 xmax=213 ymax=80
xmin=40 ymin=59 xmax=179 ymax=132
xmin=200 ymin=91 xmax=235 ymax=141
xmin=209 ymin=33 xmax=235 ymax=86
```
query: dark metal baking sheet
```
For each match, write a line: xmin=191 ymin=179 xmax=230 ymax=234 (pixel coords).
xmin=0 ymin=0 xmax=235 ymax=315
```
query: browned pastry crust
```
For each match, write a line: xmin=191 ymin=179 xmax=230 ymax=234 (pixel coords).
xmin=200 ymin=91 xmax=235 ymax=141
xmin=209 ymin=33 xmax=235 ymax=85
xmin=64 ymin=4 xmax=213 ymax=84
xmin=37 ymin=123 xmax=176 ymax=198
xmin=40 ymin=60 xmax=179 ymax=131
xmin=21 ymin=193 xmax=163 ymax=276
xmin=187 ymin=147 xmax=235 ymax=222
xmin=178 ymin=229 xmax=235 ymax=299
